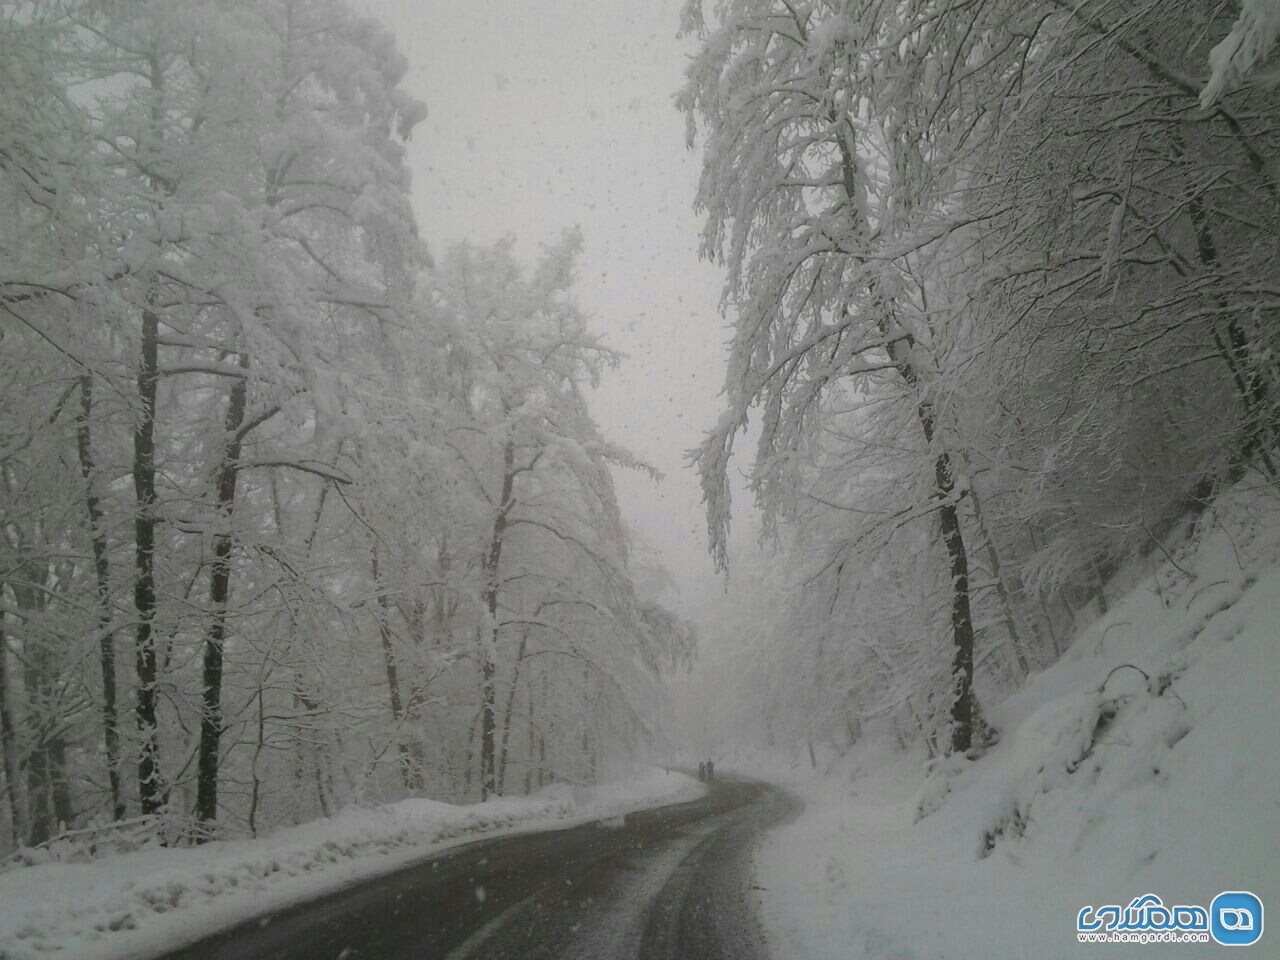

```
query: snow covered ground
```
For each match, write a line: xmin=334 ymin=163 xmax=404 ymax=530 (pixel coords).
xmin=0 ymin=768 xmax=702 ymax=960
xmin=753 ymin=493 xmax=1280 ymax=958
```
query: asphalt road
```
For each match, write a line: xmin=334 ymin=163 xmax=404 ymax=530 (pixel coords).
xmin=157 ymin=774 xmax=799 ymax=960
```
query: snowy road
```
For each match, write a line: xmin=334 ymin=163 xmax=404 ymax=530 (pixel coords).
xmin=155 ymin=776 xmax=798 ymax=960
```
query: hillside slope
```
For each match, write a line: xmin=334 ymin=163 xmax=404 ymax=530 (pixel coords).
xmin=756 ymin=491 xmax=1280 ymax=958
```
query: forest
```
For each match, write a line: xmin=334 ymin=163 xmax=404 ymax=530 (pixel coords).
xmin=0 ymin=0 xmax=695 ymax=852
xmin=2 ymin=0 xmax=1278 ymax=870
xmin=678 ymin=0 xmax=1280 ymax=765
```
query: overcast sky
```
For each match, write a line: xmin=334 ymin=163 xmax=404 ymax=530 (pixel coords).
xmin=356 ymin=0 xmax=753 ymax=611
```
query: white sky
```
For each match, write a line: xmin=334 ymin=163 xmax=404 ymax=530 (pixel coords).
xmin=356 ymin=0 xmax=755 ymax=611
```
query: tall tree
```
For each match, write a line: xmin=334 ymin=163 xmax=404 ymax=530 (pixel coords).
xmin=428 ymin=235 xmax=663 ymax=796
xmin=75 ymin=374 xmax=124 ymax=821
xmin=680 ymin=0 xmax=1006 ymax=750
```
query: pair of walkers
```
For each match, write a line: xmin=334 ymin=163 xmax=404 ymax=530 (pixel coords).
xmin=697 ymin=759 xmax=715 ymax=782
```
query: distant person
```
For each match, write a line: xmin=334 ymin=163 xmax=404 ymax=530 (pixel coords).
xmin=706 ymin=759 xmax=715 ymax=781
xmin=698 ymin=761 xmax=706 ymax=781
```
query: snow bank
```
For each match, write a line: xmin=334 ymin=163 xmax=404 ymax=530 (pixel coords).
xmin=756 ymin=493 xmax=1280 ymax=958
xmin=0 ymin=768 xmax=703 ymax=960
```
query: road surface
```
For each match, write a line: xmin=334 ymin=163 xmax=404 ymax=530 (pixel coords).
xmin=157 ymin=774 xmax=799 ymax=960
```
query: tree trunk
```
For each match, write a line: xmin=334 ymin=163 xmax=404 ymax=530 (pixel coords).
xmin=11 ymin=576 xmax=69 ymax=842
xmin=836 ymin=122 xmax=978 ymax=754
xmin=20 ymin=641 xmax=71 ymax=842
xmin=580 ymin=663 xmax=595 ymax=783
xmin=133 ymin=305 xmax=163 ymax=816
xmin=479 ymin=659 xmax=497 ymax=798
xmin=936 ymin=455 xmax=976 ymax=754
xmin=479 ymin=431 xmax=516 ymax=800
xmin=405 ymin=599 xmax=429 ymax=779
xmin=524 ymin=671 xmax=536 ymax=795
xmin=967 ymin=482 xmax=1031 ymax=678
xmin=48 ymin=737 xmax=72 ymax=830
xmin=1090 ymin=556 xmax=1111 ymax=617
xmin=24 ymin=733 xmax=52 ymax=845
xmin=537 ymin=672 xmax=548 ymax=787
xmin=247 ymin=685 xmax=265 ymax=836
xmin=195 ymin=359 xmax=248 ymax=827
xmin=133 ymin=47 xmax=174 ymax=820
xmin=274 ymin=477 xmax=334 ymax=821
xmin=462 ymin=706 xmax=481 ymax=797
xmin=1172 ymin=123 xmax=1280 ymax=480
xmin=76 ymin=375 xmax=124 ymax=820
xmin=496 ymin=632 xmax=528 ymax=795
xmin=0 ymin=600 xmax=24 ymax=846
xmin=371 ymin=542 xmax=417 ymax=790
xmin=896 ymin=369 xmax=977 ymax=754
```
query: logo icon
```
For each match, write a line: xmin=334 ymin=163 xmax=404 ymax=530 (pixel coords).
xmin=1076 ymin=891 xmax=1264 ymax=946
xmin=1211 ymin=891 xmax=1264 ymax=947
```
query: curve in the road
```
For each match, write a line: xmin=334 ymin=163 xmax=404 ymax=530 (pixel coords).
xmin=157 ymin=775 xmax=800 ymax=960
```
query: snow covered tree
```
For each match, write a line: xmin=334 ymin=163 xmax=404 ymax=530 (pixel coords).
xmin=678 ymin=0 xmax=1280 ymax=761
xmin=952 ymin=0 xmax=1280 ymax=612
xmin=0 ymin=0 xmax=427 ymax=840
xmin=425 ymin=235 xmax=671 ymax=797
xmin=678 ymin=0 xmax=1027 ymax=751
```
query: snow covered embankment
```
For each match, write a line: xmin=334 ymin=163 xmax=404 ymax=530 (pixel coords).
xmin=0 ymin=769 xmax=702 ymax=960
xmin=757 ymin=495 xmax=1280 ymax=959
